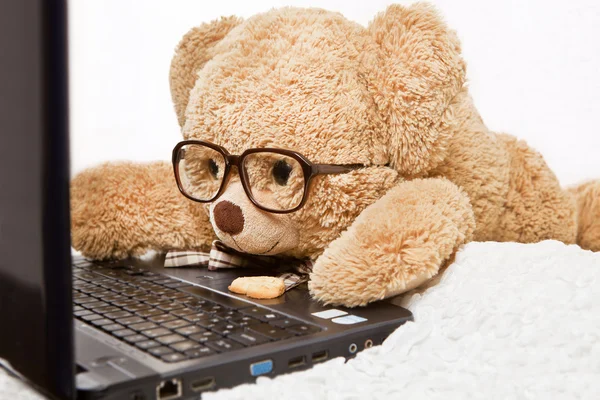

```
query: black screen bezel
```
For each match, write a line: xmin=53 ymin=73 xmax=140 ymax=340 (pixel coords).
xmin=0 ymin=0 xmax=74 ymax=399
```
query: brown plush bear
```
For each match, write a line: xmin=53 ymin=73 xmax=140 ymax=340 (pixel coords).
xmin=71 ymin=4 xmax=600 ymax=307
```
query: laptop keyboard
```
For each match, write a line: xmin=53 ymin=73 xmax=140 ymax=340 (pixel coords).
xmin=72 ymin=262 xmax=321 ymax=363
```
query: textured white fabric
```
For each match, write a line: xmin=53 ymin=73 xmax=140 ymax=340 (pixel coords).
xmin=1 ymin=240 xmax=599 ymax=399
xmin=206 ymin=240 xmax=600 ymax=400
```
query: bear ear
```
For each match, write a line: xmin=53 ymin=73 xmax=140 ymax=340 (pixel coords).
xmin=169 ymin=16 xmax=242 ymax=127
xmin=367 ymin=3 xmax=466 ymax=175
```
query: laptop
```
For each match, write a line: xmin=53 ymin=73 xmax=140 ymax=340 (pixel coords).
xmin=0 ymin=1 xmax=412 ymax=399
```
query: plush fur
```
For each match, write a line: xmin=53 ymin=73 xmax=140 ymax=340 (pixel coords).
xmin=71 ymin=3 xmax=600 ymax=307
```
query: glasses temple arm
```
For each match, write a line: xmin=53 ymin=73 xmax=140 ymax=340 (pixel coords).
xmin=313 ymin=164 xmax=366 ymax=175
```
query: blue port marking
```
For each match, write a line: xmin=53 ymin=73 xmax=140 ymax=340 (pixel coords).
xmin=250 ymin=359 xmax=273 ymax=376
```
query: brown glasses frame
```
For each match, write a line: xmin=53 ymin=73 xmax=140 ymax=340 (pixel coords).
xmin=172 ymin=140 xmax=366 ymax=214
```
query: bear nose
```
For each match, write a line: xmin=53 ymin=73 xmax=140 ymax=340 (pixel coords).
xmin=213 ymin=200 xmax=245 ymax=235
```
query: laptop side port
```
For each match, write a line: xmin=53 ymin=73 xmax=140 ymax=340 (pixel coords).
xmin=311 ymin=350 xmax=328 ymax=363
xmin=190 ymin=377 xmax=216 ymax=392
xmin=156 ymin=378 xmax=182 ymax=400
xmin=288 ymin=355 xmax=306 ymax=369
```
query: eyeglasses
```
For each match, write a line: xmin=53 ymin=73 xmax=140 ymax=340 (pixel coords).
xmin=172 ymin=140 xmax=366 ymax=214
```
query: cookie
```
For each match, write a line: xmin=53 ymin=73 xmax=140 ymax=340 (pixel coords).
xmin=228 ymin=276 xmax=286 ymax=299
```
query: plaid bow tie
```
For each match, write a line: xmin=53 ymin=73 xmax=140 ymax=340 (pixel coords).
xmin=164 ymin=241 xmax=313 ymax=291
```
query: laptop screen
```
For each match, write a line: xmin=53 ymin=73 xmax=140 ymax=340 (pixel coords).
xmin=0 ymin=1 xmax=74 ymax=399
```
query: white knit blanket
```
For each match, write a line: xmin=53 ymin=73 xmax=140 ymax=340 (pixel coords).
xmin=2 ymin=240 xmax=599 ymax=399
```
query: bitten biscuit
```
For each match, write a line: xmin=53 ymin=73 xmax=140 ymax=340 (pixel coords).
xmin=228 ymin=276 xmax=286 ymax=299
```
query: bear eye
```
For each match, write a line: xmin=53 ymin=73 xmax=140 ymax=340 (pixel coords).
xmin=272 ymin=159 xmax=292 ymax=186
xmin=208 ymin=158 xmax=219 ymax=179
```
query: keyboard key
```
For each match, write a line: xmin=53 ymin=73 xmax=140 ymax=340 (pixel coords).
xmin=196 ymin=317 xmax=222 ymax=329
xmin=170 ymin=308 xmax=196 ymax=317
xmin=136 ymin=282 xmax=159 ymax=290
xmin=156 ymin=334 xmax=186 ymax=345
xmin=163 ymin=290 xmax=183 ymax=298
xmin=241 ymin=306 xmax=283 ymax=321
xmin=120 ymin=288 xmax=141 ymax=296
xmin=102 ymin=294 xmax=126 ymax=302
xmin=184 ymin=347 xmax=215 ymax=359
xmin=170 ymin=340 xmax=200 ymax=352
xmin=189 ymin=331 xmax=220 ymax=343
xmin=116 ymin=316 xmax=144 ymax=325
xmin=124 ymin=334 xmax=147 ymax=343
xmin=142 ymin=328 xmax=171 ymax=338
xmin=148 ymin=314 xmax=177 ymax=324
xmin=204 ymin=339 xmax=244 ymax=353
xmin=113 ymin=329 xmax=136 ymax=338
xmin=91 ymin=318 xmax=113 ymax=326
xmin=74 ymin=271 xmax=100 ymax=280
xmin=74 ymin=310 xmax=93 ymax=317
xmin=211 ymin=321 xmax=239 ymax=336
xmin=136 ymin=340 xmax=160 ymax=350
xmin=133 ymin=294 xmax=154 ymax=302
xmin=73 ymin=305 xmax=84 ymax=312
xmin=171 ymin=292 xmax=193 ymax=301
xmin=112 ymin=299 xmax=137 ymax=307
xmin=175 ymin=325 xmax=205 ymax=336
xmin=148 ymin=346 xmax=173 ymax=356
xmin=287 ymin=324 xmax=322 ymax=336
xmin=161 ymin=319 xmax=190 ymax=330
xmin=215 ymin=310 xmax=243 ymax=320
xmin=102 ymin=323 xmax=124 ymax=332
xmin=229 ymin=332 xmax=270 ymax=347
xmin=143 ymin=297 xmax=166 ymax=306
xmin=81 ymin=313 xmax=102 ymax=322
xmin=205 ymin=304 xmax=224 ymax=313
xmin=161 ymin=353 xmax=187 ymax=363
xmin=248 ymin=324 xmax=295 ymax=340
xmin=133 ymin=283 xmax=155 ymax=291
xmin=182 ymin=313 xmax=210 ymax=323
xmin=129 ymin=322 xmax=158 ymax=331
xmin=90 ymin=290 xmax=112 ymax=298
xmin=74 ymin=297 xmax=96 ymax=305
xmin=123 ymin=303 xmax=152 ymax=313
xmin=136 ymin=308 xmax=163 ymax=318
xmin=187 ymin=302 xmax=216 ymax=313
xmin=152 ymin=287 xmax=170 ymax=296
xmin=93 ymin=306 xmax=120 ymax=314
xmin=157 ymin=303 xmax=184 ymax=312
xmin=79 ymin=286 xmax=101 ymax=294
xmin=270 ymin=319 xmax=298 ymax=329
xmin=258 ymin=312 xmax=283 ymax=323
xmin=183 ymin=299 xmax=207 ymax=308
xmin=233 ymin=316 xmax=261 ymax=328
xmin=82 ymin=301 xmax=108 ymax=309
xmin=105 ymin=311 xmax=132 ymax=319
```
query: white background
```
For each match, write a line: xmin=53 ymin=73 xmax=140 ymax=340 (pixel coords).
xmin=68 ymin=0 xmax=600 ymax=186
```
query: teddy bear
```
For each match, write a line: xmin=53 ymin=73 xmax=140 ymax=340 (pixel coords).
xmin=70 ymin=3 xmax=600 ymax=307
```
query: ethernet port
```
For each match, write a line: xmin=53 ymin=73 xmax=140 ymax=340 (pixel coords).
xmin=156 ymin=378 xmax=182 ymax=400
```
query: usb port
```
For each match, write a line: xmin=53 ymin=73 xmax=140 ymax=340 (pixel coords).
xmin=288 ymin=355 xmax=306 ymax=369
xmin=311 ymin=350 xmax=328 ymax=363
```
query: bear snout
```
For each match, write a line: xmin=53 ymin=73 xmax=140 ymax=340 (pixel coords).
xmin=213 ymin=200 xmax=245 ymax=235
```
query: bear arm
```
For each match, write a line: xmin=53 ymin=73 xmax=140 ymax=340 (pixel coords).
xmin=70 ymin=161 xmax=215 ymax=260
xmin=308 ymin=177 xmax=476 ymax=307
